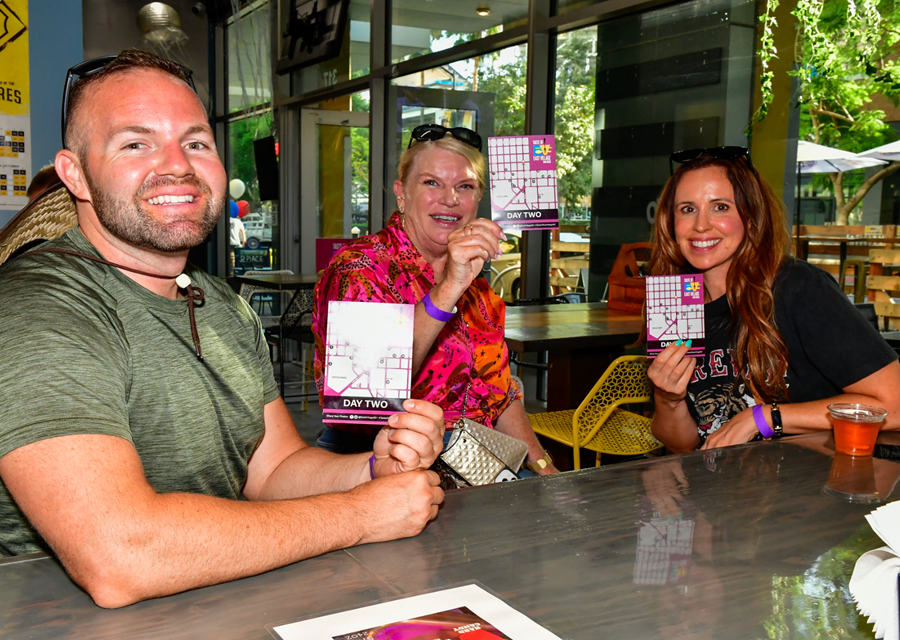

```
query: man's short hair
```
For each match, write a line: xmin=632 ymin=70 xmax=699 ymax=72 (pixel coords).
xmin=64 ymin=49 xmax=194 ymax=155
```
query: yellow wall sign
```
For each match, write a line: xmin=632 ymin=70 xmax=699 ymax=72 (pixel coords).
xmin=0 ymin=0 xmax=30 ymax=207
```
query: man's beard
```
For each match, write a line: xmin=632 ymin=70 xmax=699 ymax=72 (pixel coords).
xmin=84 ymin=169 xmax=223 ymax=253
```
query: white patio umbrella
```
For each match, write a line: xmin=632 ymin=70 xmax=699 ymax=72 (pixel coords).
xmin=858 ymin=139 xmax=900 ymax=163
xmin=797 ymin=140 xmax=886 ymax=174
xmin=793 ymin=141 xmax=886 ymax=238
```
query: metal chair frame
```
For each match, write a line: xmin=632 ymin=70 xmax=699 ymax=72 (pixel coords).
xmin=265 ymin=288 xmax=317 ymax=407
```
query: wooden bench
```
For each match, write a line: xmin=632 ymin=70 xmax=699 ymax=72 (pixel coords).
xmin=798 ymin=225 xmax=897 ymax=296
xmin=866 ymin=248 xmax=900 ymax=330
xmin=550 ymin=239 xmax=589 ymax=291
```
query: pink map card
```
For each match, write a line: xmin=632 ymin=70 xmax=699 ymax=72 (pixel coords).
xmin=488 ymin=135 xmax=559 ymax=231
xmin=646 ymin=274 xmax=705 ymax=359
xmin=268 ymin=583 xmax=563 ymax=640
xmin=322 ymin=301 xmax=414 ymax=425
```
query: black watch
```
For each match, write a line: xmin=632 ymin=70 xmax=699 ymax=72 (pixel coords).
xmin=770 ymin=401 xmax=783 ymax=438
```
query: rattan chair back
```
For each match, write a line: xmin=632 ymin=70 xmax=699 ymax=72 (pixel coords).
xmin=0 ymin=181 xmax=77 ymax=266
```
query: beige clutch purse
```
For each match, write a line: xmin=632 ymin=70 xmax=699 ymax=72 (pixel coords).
xmin=437 ymin=418 xmax=528 ymax=487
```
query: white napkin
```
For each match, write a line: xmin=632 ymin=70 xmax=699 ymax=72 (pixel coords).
xmin=850 ymin=502 xmax=900 ymax=640
xmin=851 ymin=547 xmax=900 ymax=639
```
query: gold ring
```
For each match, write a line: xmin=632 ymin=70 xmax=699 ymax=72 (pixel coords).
xmin=465 ymin=224 xmax=473 ymax=235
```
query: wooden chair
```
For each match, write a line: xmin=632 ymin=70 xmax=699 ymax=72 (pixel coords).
xmin=528 ymin=355 xmax=662 ymax=469
xmin=607 ymin=242 xmax=652 ymax=313
xmin=866 ymin=248 xmax=900 ymax=330
xmin=0 ymin=180 xmax=77 ymax=267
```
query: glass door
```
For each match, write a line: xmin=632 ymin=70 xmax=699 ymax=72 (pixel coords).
xmin=299 ymin=108 xmax=370 ymax=273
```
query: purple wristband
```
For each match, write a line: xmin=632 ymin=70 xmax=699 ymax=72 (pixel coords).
xmin=752 ymin=404 xmax=775 ymax=439
xmin=423 ymin=290 xmax=456 ymax=322
xmin=368 ymin=454 xmax=376 ymax=480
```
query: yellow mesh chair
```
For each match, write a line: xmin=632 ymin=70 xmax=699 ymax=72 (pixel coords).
xmin=528 ymin=355 xmax=662 ymax=469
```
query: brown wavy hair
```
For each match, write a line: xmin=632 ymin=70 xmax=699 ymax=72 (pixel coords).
xmin=649 ymin=154 xmax=792 ymax=402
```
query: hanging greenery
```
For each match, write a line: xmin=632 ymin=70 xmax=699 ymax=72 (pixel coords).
xmin=753 ymin=0 xmax=780 ymax=122
xmin=755 ymin=0 xmax=900 ymax=223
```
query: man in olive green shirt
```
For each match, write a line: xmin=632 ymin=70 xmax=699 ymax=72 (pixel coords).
xmin=0 ymin=50 xmax=444 ymax=608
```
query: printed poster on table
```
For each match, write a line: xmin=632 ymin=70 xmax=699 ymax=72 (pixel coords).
xmin=488 ymin=135 xmax=558 ymax=231
xmin=322 ymin=300 xmax=414 ymax=425
xmin=0 ymin=0 xmax=30 ymax=209
xmin=268 ymin=583 xmax=564 ymax=640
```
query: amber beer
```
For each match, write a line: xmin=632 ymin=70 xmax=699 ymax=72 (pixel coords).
xmin=827 ymin=403 xmax=889 ymax=456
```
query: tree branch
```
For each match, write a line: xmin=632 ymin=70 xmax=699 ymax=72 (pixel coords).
xmin=844 ymin=162 xmax=900 ymax=213
xmin=809 ymin=107 xmax=855 ymax=125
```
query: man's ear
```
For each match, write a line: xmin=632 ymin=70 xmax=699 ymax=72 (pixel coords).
xmin=55 ymin=150 xmax=92 ymax=203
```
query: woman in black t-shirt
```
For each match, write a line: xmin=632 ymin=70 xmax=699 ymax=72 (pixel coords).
xmin=647 ymin=148 xmax=900 ymax=452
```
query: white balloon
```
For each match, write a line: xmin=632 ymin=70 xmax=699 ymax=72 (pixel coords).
xmin=229 ymin=179 xmax=246 ymax=199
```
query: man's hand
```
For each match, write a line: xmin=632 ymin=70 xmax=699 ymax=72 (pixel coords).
xmin=372 ymin=399 xmax=444 ymax=476
xmin=351 ymin=470 xmax=444 ymax=544
xmin=700 ymin=406 xmax=761 ymax=450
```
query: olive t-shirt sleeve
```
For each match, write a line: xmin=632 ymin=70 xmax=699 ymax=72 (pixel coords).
xmin=0 ymin=273 xmax=133 ymax=459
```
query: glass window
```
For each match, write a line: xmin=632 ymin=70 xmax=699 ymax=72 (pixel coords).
xmin=227 ymin=113 xmax=280 ymax=275
xmin=391 ymin=1 xmax=527 ymax=64
xmin=555 ymin=27 xmax=597 ymax=224
xmin=390 ymin=46 xmax=526 ymax=299
xmin=390 ymin=44 xmax=527 ymax=216
xmin=227 ymin=1 xmax=273 ymax=113
xmin=583 ymin=0 xmax=756 ymax=297
xmin=288 ymin=1 xmax=370 ymax=96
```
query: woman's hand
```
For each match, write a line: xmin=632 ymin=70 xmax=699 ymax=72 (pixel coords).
xmin=700 ymin=405 xmax=763 ymax=450
xmin=437 ymin=219 xmax=504 ymax=293
xmin=647 ymin=341 xmax=697 ymax=408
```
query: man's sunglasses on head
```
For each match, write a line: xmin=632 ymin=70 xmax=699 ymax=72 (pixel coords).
xmin=408 ymin=124 xmax=483 ymax=152
xmin=61 ymin=55 xmax=197 ymax=148
xmin=669 ymin=146 xmax=755 ymax=176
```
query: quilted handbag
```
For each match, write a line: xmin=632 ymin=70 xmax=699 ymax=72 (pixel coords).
xmin=437 ymin=417 xmax=528 ymax=488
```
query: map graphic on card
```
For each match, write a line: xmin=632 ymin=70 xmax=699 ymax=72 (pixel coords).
xmin=488 ymin=135 xmax=559 ymax=230
xmin=323 ymin=301 xmax=414 ymax=424
xmin=646 ymin=274 xmax=705 ymax=359
xmin=332 ymin=606 xmax=510 ymax=640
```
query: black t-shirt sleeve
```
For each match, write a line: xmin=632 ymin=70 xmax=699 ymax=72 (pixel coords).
xmin=776 ymin=261 xmax=898 ymax=393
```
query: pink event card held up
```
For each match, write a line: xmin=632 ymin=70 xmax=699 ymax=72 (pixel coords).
xmin=322 ymin=300 xmax=414 ymax=424
xmin=646 ymin=274 xmax=705 ymax=359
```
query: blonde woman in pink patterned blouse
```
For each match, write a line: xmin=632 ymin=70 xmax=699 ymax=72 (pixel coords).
xmin=312 ymin=125 xmax=557 ymax=476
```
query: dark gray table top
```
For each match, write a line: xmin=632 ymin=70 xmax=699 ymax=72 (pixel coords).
xmin=504 ymin=302 xmax=643 ymax=353
xmin=2 ymin=432 xmax=894 ymax=639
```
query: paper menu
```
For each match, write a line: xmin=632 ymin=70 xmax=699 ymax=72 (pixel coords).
xmin=268 ymin=583 xmax=563 ymax=640
xmin=488 ymin=135 xmax=559 ymax=231
xmin=322 ymin=301 xmax=414 ymax=425
xmin=646 ymin=274 xmax=705 ymax=359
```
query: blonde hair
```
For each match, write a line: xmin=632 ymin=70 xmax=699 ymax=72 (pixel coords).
xmin=397 ymin=135 xmax=486 ymax=201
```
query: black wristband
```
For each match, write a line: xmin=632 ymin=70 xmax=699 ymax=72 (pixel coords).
xmin=770 ymin=402 xmax=783 ymax=438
